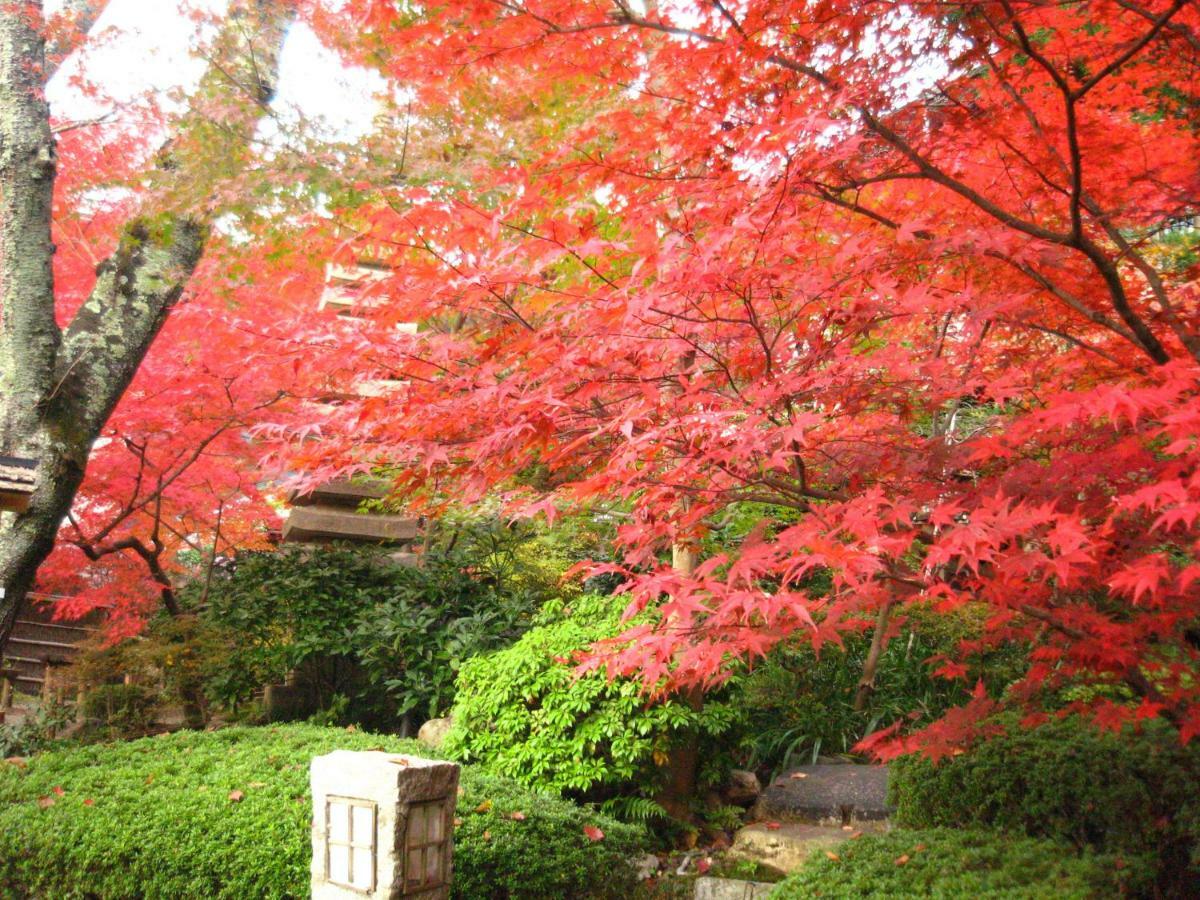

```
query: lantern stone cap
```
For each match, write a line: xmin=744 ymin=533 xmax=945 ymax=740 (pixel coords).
xmin=311 ymin=750 xmax=460 ymax=805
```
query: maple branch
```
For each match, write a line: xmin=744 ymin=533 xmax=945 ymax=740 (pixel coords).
xmin=1072 ymin=0 xmax=1188 ymax=100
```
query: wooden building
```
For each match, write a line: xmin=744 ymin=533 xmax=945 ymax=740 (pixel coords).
xmin=0 ymin=455 xmax=37 ymax=513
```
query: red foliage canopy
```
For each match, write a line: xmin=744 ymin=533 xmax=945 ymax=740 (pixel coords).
xmin=286 ymin=0 xmax=1200 ymax=754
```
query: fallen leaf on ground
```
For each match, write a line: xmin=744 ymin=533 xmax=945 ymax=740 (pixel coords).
xmin=764 ymin=821 xmax=781 ymax=830
xmin=895 ymin=854 xmax=910 ymax=866
xmin=697 ymin=858 xmax=711 ymax=874
xmin=583 ymin=825 xmax=605 ymax=842
xmin=825 ymin=851 xmax=840 ymax=861
xmin=509 ymin=811 xmax=526 ymax=820
xmin=474 ymin=799 xmax=493 ymax=814
xmin=228 ymin=790 xmax=244 ymax=803
xmin=83 ymin=798 xmax=94 ymax=807
xmin=52 ymin=786 xmax=64 ymax=796
xmin=37 ymin=796 xmax=54 ymax=809
xmin=789 ymin=772 xmax=808 ymax=779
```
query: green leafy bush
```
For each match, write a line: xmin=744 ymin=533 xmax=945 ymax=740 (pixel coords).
xmin=889 ymin=714 xmax=1200 ymax=894
xmin=0 ymin=700 xmax=73 ymax=758
xmin=79 ymin=684 xmax=157 ymax=738
xmin=446 ymin=594 xmax=741 ymax=796
xmin=738 ymin=603 xmax=1024 ymax=774
xmin=769 ymin=828 xmax=1149 ymax=899
xmin=0 ymin=724 xmax=645 ymax=899
xmin=192 ymin=521 xmax=561 ymax=724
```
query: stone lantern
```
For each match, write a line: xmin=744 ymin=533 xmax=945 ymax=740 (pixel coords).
xmin=311 ymin=750 xmax=460 ymax=899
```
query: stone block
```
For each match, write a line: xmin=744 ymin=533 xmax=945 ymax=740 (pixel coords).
xmin=311 ymin=750 xmax=460 ymax=899
xmin=727 ymin=823 xmax=849 ymax=876
xmin=754 ymin=764 xmax=890 ymax=826
xmin=693 ymin=876 xmax=776 ymax=899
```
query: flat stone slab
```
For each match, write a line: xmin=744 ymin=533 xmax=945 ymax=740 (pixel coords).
xmin=754 ymin=764 xmax=890 ymax=826
xmin=694 ymin=875 xmax=775 ymax=900
xmin=727 ymin=823 xmax=849 ymax=876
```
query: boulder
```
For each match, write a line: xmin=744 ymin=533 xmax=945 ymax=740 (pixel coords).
xmin=634 ymin=853 xmax=660 ymax=880
xmin=727 ymin=823 xmax=848 ymax=876
xmin=693 ymin=876 xmax=775 ymax=900
xmin=754 ymin=764 xmax=890 ymax=826
xmin=723 ymin=769 xmax=761 ymax=807
xmin=417 ymin=716 xmax=453 ymax=749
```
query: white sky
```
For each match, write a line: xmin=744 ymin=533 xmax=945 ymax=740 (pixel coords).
xmin=46 ymin=0 xmax=382 ymax=143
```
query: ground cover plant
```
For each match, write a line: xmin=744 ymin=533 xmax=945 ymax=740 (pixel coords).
xmin=0 ymin=724 xmax=644 ymax=900
xmin=768 ymin=828 xmax=1149 ymax=899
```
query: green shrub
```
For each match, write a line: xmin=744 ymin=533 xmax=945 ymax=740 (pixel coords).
xmin=446 ymin=594 xmax=741 ymax=797
xmin=80 ymin=684 xmax=157 ymax=736
xmin=738 ymin=603 xmax=1024 ymax=775
xmin=192 ymin=522 xmax=559 ymax=725
xmin=0 ymin=724 xmax=646 ymax=899
xmin=889 ymin=714 xmax=1200 ymax=894
xmin=0 ymin=700 xmax=72 ymax=758
xmin=769 ymin=828 xmax=1149 ymax=899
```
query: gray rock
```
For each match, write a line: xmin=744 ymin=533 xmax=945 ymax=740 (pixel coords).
xmin=693 ymin=876 xmax=775 ymax=900
xmin=724 ymin=769 xmax=761 ymax=807
xmin=754 ymin=764 xmax=890 ymax=826
xmin=634 ymin=853 xmax=660 ymax=880
xmin=417 ymin=716 xmax=453 ymax=749
xmin=728 ymin=822 xmax=849 ymax=876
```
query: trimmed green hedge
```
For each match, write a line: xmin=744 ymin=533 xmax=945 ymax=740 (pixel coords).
xmin=889 ymin=714 xmax=1200 ymax=893
xmin=0 ymin=725 xmax=646 ymax=899
xmin=769 ymin=828 xmax=1149 ymax=899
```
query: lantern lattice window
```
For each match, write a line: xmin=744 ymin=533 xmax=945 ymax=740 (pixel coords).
xmin=325 ymin=796 xmax=377 ymax=892
xmin=403 ymin=801 xmax=448 ymax=892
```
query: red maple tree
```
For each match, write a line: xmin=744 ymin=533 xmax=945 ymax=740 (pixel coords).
xmin=283 ymin=0 xmax=1200 ymax=755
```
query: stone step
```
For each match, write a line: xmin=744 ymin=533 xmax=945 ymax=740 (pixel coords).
xmin=694 ymin=876 xmax=775 ymax=900
xmin=754 ymin=764 xmax=891 ymax=827
xmin=728 ymin=823 xmax=853 ymax=877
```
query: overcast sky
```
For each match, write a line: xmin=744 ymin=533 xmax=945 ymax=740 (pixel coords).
xmin=47 ymin=0 xmax=382 ymax=143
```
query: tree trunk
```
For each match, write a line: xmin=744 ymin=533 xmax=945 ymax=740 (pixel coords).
xmin=854 ymin=598 xmax=895 ymax=712
xmin=0 ymin=0 xmax=291 ymax=651
xmin=657 ymin=533 xmax=703 ymax=822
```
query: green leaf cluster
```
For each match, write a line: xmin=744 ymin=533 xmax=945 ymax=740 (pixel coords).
xmin=445 ymin=594 xmax=740 ymax=797
xmin=186 ymin=519 xmax=565 ymax=724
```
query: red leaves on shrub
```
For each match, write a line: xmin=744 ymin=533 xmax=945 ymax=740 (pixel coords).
xmin=582 ymin=824 xmax=604 ymax=842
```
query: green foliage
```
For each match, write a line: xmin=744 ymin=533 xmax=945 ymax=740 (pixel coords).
xmin=80 ymin=684 xmax=157 ymax=737
xmin=739 ymin=604 xmax=1023 ymax=775
xmin=191 ymin=518 xmax=568 ymax=724
xmin=889 ymin=714 xmax=1200 ymax=894
xmin=0 ymin=701 xmax=72 ymax=758
xmin=0 ymin=724 xmax=646 ymax=899
xmin=599 ymin=795 xmax=670 ymax=824
xmin=769 ymin=828 xmax=1148 ymax=899
xmin=446 ymin=594 xmax=741 ymax=797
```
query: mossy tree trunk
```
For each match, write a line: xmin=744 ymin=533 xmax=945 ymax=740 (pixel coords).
xmin=0 ymin=0 xmax=290 ymax=650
